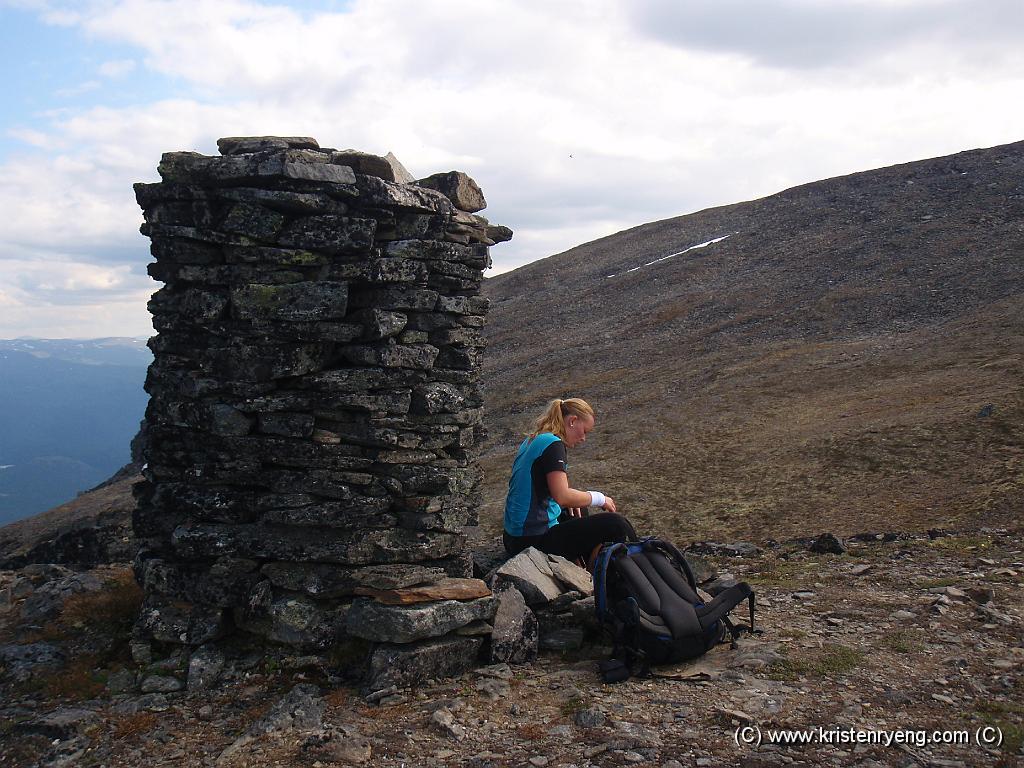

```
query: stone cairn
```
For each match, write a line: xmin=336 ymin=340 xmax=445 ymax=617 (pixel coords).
xmin=131 ymin=136 xmax=514 ymax=691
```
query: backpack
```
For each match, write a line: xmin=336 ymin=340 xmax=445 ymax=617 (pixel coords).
xmin=592 ymin=537 xmax=758 ymax=682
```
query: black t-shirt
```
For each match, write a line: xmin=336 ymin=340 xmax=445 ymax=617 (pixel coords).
xmin=531 ymin=440 xmax=567 ymax=503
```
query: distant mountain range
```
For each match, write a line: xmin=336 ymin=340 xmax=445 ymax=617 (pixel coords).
xmin=0 ymin=338 xmax=150 ymax=526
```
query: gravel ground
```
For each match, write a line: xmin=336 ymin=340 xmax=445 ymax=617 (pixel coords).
xmin=1 ymin=528 xmax=1021 ymax=768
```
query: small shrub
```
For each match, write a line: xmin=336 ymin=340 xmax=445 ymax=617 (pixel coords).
xmin=36 ymin=569 xmax=143 ymax=666
xmin=111 ymin=711 xmax=159 ymax=740
xmin=516 ymin=723 xmax=546 ymax=741
xmin=19 ymin=654 xmax=107 ymax=701
xmin=61 ymin=570 xmax=143 ymax=634
xmin=559 ymin=694 xmax=587 ymax=717
xmin=323 ymin=687 xmax=351 ymax=709
xmin=14 ymin=570 xmax=142 ymax=702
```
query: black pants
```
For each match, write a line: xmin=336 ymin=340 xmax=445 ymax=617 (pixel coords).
xmin=503 ymin=512 xmax=638 ymax=563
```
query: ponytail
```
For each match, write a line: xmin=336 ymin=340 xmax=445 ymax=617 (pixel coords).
xmin=530 ymin=397 xmax=594 ymax=440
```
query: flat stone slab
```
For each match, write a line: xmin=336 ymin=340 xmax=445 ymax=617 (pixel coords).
xmin=188 ymin=645 xmax=226 ymax=691
xmin=538 ymin=627 xmax=584 ymax=652
xmin=650 ymin=639 xmax=783 ymax=681
xmin=140 ymin=674 xmax=185 ymax=693
xmin=13 ymin=706 xmax=100 ymax=741
xmin=234 ymin=592 xmax=349 ymax=650
xmin=261 ymin=562 xmax=449 ymax=598
xmin=492 ymin=547 xmax=560 ymax=605
xmin=330 ymin=149 xmax=409 ymax=183
xmin=345 ymin=595 xmax=496 ymax=643
xmin=172 ymin=524 xmax=463 ymax=566
xmin=218 ymin=136 xmax=319 ymax=155
xmin=493 ymin=547 xmax=592 ymax=605
xmin=455 ymin=620 xmax=494 ymax=637
xmin=703 ymin=575 xmax=739 ymax=597
xmin=354 ymin=577 xmax=491 ymax=605
xmin=367 ymin=634 xmax=483 ymax=692
xmin=547 ymin=557 xmax=593 ymax=596
xmin=686 ymin=553 xmax=716 ymax=584
xmin=809 ymin=532 xmax=847 ymax=554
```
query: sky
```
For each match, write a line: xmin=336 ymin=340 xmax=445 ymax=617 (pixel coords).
xmin=1 ymin=0 xmax=1023 ymax=339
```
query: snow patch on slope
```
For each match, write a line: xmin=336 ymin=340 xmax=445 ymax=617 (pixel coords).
xmin=606 ymin=234 xmax=733 ymax=278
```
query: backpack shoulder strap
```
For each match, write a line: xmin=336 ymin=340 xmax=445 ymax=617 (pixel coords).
xmin=702 ymin=584 xmax=761 ymax=645
xmin=643 ymin=538 xmax=699 ymax=591
xmin=591 ymin=542 xmax=626 ymax=621
xmin=696 ymin=582 xmax=753 ymax=626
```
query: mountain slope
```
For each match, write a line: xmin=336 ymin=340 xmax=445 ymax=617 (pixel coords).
xmin=479 ymin=140 xmax=1024 ymax=542
xmin=0 ymin=475 xmax=138 ymax=568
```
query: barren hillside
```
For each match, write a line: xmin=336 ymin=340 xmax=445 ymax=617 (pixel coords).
xmin=479 ymin=140 xmax=1024 ymax=543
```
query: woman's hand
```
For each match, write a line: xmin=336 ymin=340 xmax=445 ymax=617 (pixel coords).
xmin=567 ymin=507 xmax=583 ymax=518
xmin=603 ymin=496 xmax=617 ymax=513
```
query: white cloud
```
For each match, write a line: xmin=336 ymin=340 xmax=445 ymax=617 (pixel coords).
xmin=2 ymin=0 xmax=1024 ymax=337
xmin=98 ymin=58 xmax=136 ymax=77
xmin=6 ymin=128 xmax=50 ymax=147
xmin=54 ymin=79 xmax=101 ymax=97
xmin=627 ymin=0 xmax=1024 ymax=72
xmin=0 ymin=258 xmax=154 ymax=338
xmin=0 ymin=0 xmax=51 ymax=10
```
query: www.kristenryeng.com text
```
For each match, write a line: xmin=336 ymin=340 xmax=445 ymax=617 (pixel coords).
xmin=733 ymin=724 xmax=1004 ymax=750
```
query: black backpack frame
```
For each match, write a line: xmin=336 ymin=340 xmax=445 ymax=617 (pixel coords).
xmin=592 ymin=537 xmax=758 ymax=681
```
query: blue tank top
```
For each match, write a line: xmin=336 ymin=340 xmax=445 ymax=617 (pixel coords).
xmin=503 ymin=433 xmax=564 ymax=537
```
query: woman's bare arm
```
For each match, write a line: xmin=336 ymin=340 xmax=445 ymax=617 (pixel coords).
xmin=546 ymin=471 xmax=617 ymax=513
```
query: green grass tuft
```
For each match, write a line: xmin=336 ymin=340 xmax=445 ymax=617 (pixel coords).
xmin=747 ymin=558 xmax=811 ymax=590
xmin=976 ymin=700 xmax=1024 ymax=755
xmin=882 ymin=630 xmax=923 ymax=654
xmin=918 ymin=576 xmax=959 ymax=589
xmin=559 ymin=694 xmax=588 ymax=717
xmin=768 ymin=643 xmax=867 ymax=680
xmin=928 ymin=535 xmax=994 ymax=554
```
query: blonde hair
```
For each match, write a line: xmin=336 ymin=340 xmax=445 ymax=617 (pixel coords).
xmin=530 ymin=397 xmax=595 ymax=440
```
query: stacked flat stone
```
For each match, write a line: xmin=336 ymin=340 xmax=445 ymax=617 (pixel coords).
xmin=131 ymin=136 xmax=511 ymax=688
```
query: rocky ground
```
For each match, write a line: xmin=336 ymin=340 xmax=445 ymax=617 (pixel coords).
xmin=1 ymin=527 xmax=1021 ymax=768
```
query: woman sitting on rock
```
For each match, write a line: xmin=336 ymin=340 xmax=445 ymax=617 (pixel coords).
xmin=503 ymin=397 xmax=637 ymax=565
